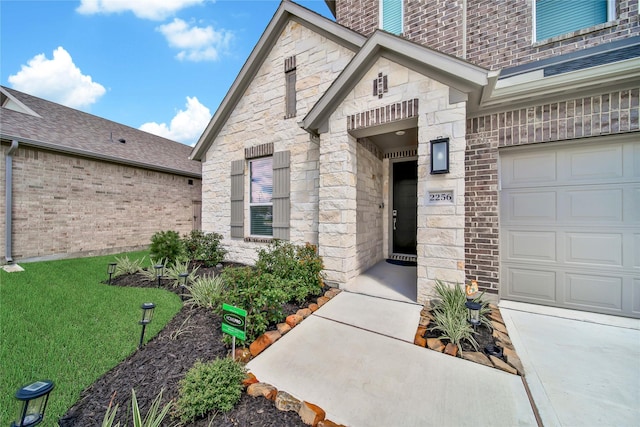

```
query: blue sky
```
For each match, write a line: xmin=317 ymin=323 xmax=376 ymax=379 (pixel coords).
xmin=0 ymin=0 xmax=333 ymax=146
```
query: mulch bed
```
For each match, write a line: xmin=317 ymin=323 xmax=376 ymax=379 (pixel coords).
xmin=59 ymin=264 xmax=308 ymax=427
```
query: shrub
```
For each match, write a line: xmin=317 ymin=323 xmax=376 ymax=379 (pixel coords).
xmin=255 ymin=240 xmax=324 ymax=304
xmin=149 ymin=230 xmax=185 ymax=266
xmin=182 ymin=230 xmax=227 ymax=267
xmin=174 ymin=358 xmax=245 ymax=423
xmin=186 ymin=275 xmax=226 ymax=309
xmin=220 ymin=266 xmax=288 ymax=343
xmin=113 ymin=255 xmax=145 ymax=276
xmin=164 ymin=260 xmax=199 ymax=288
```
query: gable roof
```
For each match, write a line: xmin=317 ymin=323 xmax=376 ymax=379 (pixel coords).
xmin=189 ymin=0 xmax=365 ymax=161
xmin=1 ymin=86 xmax=201 ymax=178
xmin=301 ymin=30 xmax=490 ymax=135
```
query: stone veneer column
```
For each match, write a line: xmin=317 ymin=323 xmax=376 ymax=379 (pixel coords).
xmin=317 ymin=129 xmax=358 ymax=287
xmin=416 ymin=94 xmax=467 ymax=304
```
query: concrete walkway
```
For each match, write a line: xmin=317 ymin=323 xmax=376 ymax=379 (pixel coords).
xmin=247 ymin=292 xmax=537 ymax=426
xmin=500 ymin=301 xmax=640 ymax=427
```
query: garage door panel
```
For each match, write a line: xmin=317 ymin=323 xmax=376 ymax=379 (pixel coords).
xmin=565 ymin=233 xmax=623 ymax=267
xmin=506 ymin=267 xmax=557 ymax=302
xmin=566 ymin=189 xmax=623 ymax=222
xmin=506 ymin=231 xmax=556 ymax=262
xmin=503 ymin=191 xmax=556 ymax=223
xmin=500 ymin=139 xmax=638 ymax=318
xmin=501 ymin=151 xmax=557 ymax=187
xmin=565 ymin=273 xmax=623 ymax=311
xmin=565 ymin=145 xmax=623 ymax=181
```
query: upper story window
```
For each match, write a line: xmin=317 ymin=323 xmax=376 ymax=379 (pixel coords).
xmin=534 ymin=0 xmax=615 ymax=42
xmin=249 ymin=157 xmax=273 ymax=236
xmin=380 ymin=0 xmax=403 ymax=35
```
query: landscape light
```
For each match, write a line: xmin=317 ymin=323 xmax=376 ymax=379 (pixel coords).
xmin=107 ymin=263 xmax=117 ymax=285
xmin=138 ymin=302 xmax=155 ymax=348
xmin=154 ymin=264 xmax=164 ymax=287
xmin=11 ymin=380 xmax=54 ymax=427
xmin=465 ymin=300 xmax=482 ymax=331
xmin=178 ymin=272 xmax=189 ymax=301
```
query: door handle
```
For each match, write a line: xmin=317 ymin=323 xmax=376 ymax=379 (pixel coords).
xmin=393 ymin=217 xmax=397 ymax=231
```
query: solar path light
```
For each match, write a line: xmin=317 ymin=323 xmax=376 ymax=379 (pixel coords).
xmin=11 ymin=380 xmax=54 ymax=427
xmin=107 ymin=263 xmax=117 ymax=285
xmin=178 ymin=272 xmax=189 ymax=301
xmin=154 ymin=264 xmax=164 ymax=287
xmin=138 ymin=302 xmax=155 ymax=348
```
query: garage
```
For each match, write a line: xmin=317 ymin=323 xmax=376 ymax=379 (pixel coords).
xmin=499 ymin=136 xmax=639 ymax=318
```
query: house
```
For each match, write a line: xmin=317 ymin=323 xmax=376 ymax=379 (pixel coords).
xmin=191 ymin=1 xmax=639 ymax=318
xmin=1 ymin=86 xmax=202 ymax=263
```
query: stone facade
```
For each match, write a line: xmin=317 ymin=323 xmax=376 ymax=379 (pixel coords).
xmin=0 ymin=145 xmax=201 ymax=261
xmin=337 ymin=0 xmax=639 ymax=69
xmin=320 ymin=56 xmax=467 ymax=298
xmin=200 ymin=21 xmax=356 ymax=265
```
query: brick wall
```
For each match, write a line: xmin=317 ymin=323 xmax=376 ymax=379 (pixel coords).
xmin=1 ymin=145 xmax=201 ymax=262
xmin=465 ymin=86 xmax=640 ymax=293
xmin=335 ymin=0 xmax=639 ymax=70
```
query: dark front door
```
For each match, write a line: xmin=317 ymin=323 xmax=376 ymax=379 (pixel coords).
xmin=392 ymin=160 xmax=417 ymax=254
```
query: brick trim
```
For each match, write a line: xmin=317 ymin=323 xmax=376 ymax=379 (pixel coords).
xmin=347 ymin=99 xmax=419 ymax=131
xmin=467 ymin=87 xmax=640 ymax=146
xmin=245 ymin=142 xmax=274 ymax=159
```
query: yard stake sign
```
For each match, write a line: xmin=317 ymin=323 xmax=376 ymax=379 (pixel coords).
xmin=222 ymin=303 xmax=247 ymax=360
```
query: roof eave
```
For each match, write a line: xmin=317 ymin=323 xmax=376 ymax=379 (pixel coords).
xmin=190 ymin=1 xmax=364 ymax=161
xmin=1 ymin=135 xmax=202 ymax=179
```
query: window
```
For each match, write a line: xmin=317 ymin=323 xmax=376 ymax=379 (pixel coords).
xmin=250 ymin=157 xmax=273 ymax=236
xmin=230 ymin=146 xmax=289 ymax=240
xmin=534 ymin=0 xmax=613 ymax=42
xmin=380 ymin=0 xmax=403 ymax=35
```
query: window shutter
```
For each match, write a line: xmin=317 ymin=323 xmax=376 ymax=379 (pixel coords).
xmin=381 ymin=0 xmax=403 ymax=35
xmin=272 ymin=151 xmax=290 ymax=240
xmin=230 ymin=159 xmax=244 ymax=238
xmin=536 ymin=0 xmax=607 ymax=41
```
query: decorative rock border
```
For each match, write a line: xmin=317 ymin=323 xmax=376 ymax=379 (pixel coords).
xmin=236 ymin=288 xmax=345 ymax=426
xmin=414 ymin=303 xmax=525 ymax=376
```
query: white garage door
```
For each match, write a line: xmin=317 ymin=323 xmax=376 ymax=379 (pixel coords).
xmin=500 ymin=138 xmax=640 ymax=318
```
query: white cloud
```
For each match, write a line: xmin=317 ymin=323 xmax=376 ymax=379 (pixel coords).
xmin=157 ymin=18 xmax=232 ymax=62
xmin=8 ymin=47 xmax=106 ymax=109
xmin=76 ymin=0 xmax=204 ymax=21
xmin=139 ymin=96 xmax=211 ymax=145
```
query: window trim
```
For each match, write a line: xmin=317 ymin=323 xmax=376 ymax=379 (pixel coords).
xmin=379 ymin=0 xmax=404 ymax=35
xmin=532 ymin=0 xmax=616 ymax=43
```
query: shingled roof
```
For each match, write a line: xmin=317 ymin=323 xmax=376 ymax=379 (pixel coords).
xmin=0 ymin=86 xmax=201 ymax=178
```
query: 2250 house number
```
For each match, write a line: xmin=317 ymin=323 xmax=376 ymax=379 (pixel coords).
xmin=428 ymin=191 xmax=453 ymax=203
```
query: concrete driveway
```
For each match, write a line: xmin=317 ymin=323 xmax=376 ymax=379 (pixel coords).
xmin=500 ymin=301 xmax=640 ymax=427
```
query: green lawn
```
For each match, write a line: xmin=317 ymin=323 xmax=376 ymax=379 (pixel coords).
xmin=0 ymin=251 xmax=183 ymax=426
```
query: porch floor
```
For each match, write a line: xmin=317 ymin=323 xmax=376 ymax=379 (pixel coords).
xmin=342 ymin=260 xmax=417 ymax=304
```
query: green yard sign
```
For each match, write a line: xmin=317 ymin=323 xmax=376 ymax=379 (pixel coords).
xmin=222 ymin=303 xmax=247 ymax=341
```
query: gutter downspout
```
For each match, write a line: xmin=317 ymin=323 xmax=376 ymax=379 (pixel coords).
xmin=5 ymin=140 xmax=18 ymax=264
